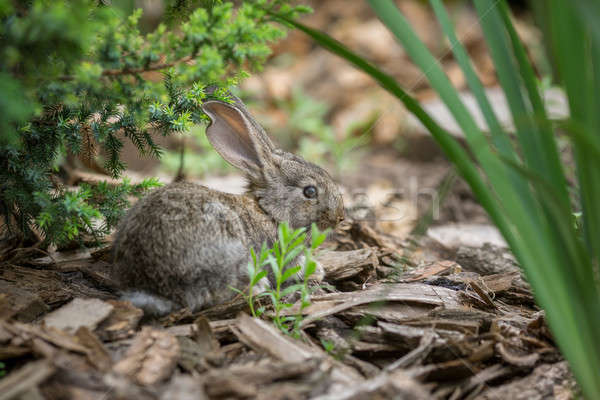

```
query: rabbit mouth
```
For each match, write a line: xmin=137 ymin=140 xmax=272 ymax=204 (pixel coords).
xmin=317 ymin=218 xmax=341 ymax=231
xmin=326 ymin=211 xmax=345 ymax=229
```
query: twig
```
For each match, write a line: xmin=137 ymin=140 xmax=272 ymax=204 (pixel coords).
xmin=385 ymin=330 xmax=438 ymax=371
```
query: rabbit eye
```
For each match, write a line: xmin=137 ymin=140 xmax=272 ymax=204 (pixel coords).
xmin=303 ymin=185 xmax=317 ymax=199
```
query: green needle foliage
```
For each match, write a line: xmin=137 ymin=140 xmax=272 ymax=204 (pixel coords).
xmin=232 ymin=222 xmax=327 ymax=338
xmin=33 ymin=177 xmax=162 ymax=245
xmin=278 ymin=1 xmax=600 ymax=397
xmin=0 ymin=0 xmax=309 ymax=246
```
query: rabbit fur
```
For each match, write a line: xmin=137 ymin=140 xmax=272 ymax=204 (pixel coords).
xmin=112 ymin=90 xmax=344 ymax=316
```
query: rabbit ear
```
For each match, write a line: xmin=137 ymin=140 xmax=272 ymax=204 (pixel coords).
xmin=202 ymin=100 xmax=274 ymax=176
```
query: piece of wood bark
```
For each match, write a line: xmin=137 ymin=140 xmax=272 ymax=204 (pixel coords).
xmin=448 ymin=364 xmax=513 ymax=399
xmin=0 ymin=359 xmax=55 ymax=400
xmin=351 ymin=340 xmax=402 ymax=353
xmin=399 ymin=260 xmax=461 ymax=282
xmin=16 ymin=387 xmax=45 ymax=400
xmin=385 ymin=330 xmax=438 ymax=370
xmin=398 ymin=317 xmax=482 ymax=335
xmin=479 ymin=272 xmax=519 ymax=293
xmin=455 ymin=244 xmax=519 ymax=276
xmin=165 ymin=318 xmax=236 ymax=343
xmin=41 ymin=384 xmax=110 ymax=400
xmin=312 ymin=369 xmax=430 ymax=400
xmin=160 ymin=374 xmax=207 ymax=400
xmin=95 ymin=300 xmax=143 ymax=341
xmin=29 ymin=245 xmax=119 ymax=291
xmin=294 ymin=283 xmax=463 ymax=328
xmin=0 ymin=265 xmax=72 ymax=307
xmin=342 ymin=354 xmax=381 ymax=378
xmin=49 ymin=350 xmax=109 ymax=393
xmin=495 ymin=341 xmax=540 ymax=368
xmin=407 ymin=358 xmax=478 ymax=382
xmin=0 ymin=344 xmax=31 ymax=360
xmin=377 ymin=322 xmax=444 ymax=350
xmin=233 ymin=313 xmax=363 ymax=386
xmin=475 ymin=361 xmax=573 ymax=400
xmin=77 ymin=261 xmax=120 ymax=290
xmin=190 ymin=316 xmax=219 ymax=352
xmin=0 ymin=284 xmax=48 ymax=322
xmin=197 ymin=297 xmax=249 ymax=320
xmin=74 ymin=327 xmax=112 ymax=372
xmin=6 ymin=321 xmax=88 ymax=355
xmin=316 ymin=248 xmax=378 ymax=281
xmin=43 ymin=298 xmax=114 ymax=333
xmin=313 ymin=326 xmax=352 ymax=358
xmin=340 ymin=302 xmax=435 ymax=326
xmin=113 ymin=327 xmax=180 ymax=385
xmin=233 ymin=314 xmax=322 ymax=363
xmin=29 ymin=247 xmax=95 ymax=268
xmin=204 ymin=359 xmax=324 ymax=398
xmin=176 ymin=318 xmax=219 ymax=373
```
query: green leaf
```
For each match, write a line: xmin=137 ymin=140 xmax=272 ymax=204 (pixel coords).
xmin=281 ymin=265 xmax=302 ymax=283
xmin=267 ymin=254 xmax=281 ymax=280
xmin=282 ymin=245 xmax=304 ymax=268
xmin=310 ymin=223 xmax=328 ymax=249
xmin=250 ymin=270 xmax=268 ymax=286
xmin=303 ymin=258 xmax=316 ymax=278
xmin=281 ymin=284 xmax=304 ymax=297
xmin=228 ymin=286 xmax=244 ymax=295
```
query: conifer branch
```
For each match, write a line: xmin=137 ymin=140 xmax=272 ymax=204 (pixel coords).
xmin=60 ymin=55 xmax=195 ymax=81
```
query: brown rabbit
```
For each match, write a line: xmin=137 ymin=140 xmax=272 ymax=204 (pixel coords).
xmin=112 ymin=90 xmax=344 ymax=315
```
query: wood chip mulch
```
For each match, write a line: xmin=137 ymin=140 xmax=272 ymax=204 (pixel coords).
xmin=0 ymin=221 xmax=576 ymax=399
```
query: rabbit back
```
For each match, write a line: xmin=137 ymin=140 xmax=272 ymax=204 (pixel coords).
xmin=112 ymin=181 xmax=276 ymax=312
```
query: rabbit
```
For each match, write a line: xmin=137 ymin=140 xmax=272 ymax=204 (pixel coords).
xmin=112 ymin=89 xmax=345 ymax=316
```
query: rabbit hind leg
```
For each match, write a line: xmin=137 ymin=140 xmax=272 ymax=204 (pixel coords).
xmin=178 ymin=238 xmax=255 ymax=312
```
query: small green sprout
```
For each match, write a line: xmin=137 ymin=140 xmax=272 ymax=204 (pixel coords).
xmin=232 ymin=221 xmax=328 ymax=338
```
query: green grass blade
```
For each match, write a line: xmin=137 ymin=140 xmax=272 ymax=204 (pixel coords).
xmin=547 ymin=0 xmax=600 ymax=268
xmin=429 ymin=0 xmax=511 ymax=157
xmin=428 ymin=0 xmax=540 ymax=224
xmin=496 ymin=1 xmax=570 ymax=208
xmin=572 ymin=0 xmax=600 ymax=53
xmin=473 ymin=0 xmax=571 ymax=211
xmin=569 ymin=0 xmax=600 ymax=269
xmin=478 ymin=2 xmax=600 ymax=395
xmin=472 ymin=1 xmax=547 ymax=174
xmin=501 ymin=154 xmax=600 ymax=399
xmin=495 ymin=0 xmax=595 ymax=298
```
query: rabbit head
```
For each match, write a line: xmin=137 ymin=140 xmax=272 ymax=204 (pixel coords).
xmin=202 ymin=92 xmax=344 ymax=231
